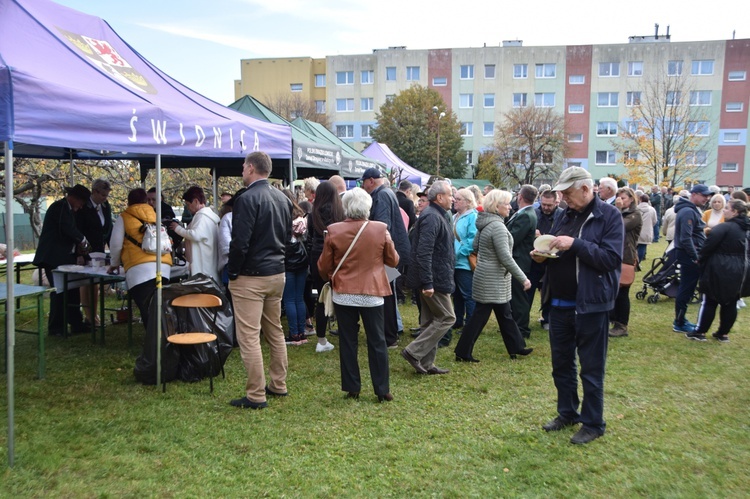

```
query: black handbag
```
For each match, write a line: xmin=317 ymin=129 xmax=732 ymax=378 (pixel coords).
xmin=285 ymin=238 xmax=308 ymax=271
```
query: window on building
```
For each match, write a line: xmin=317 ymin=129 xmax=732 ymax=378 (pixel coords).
xmin=726 ymin=102 xmax=744 ymax=112
xmin=460 ymin=65 xmax=474 ymax=79
xmin=567 ymin=161 xmax=582 ymax=168
xmin=626 ymin=120 xmax=639 ymax=134
xmin=599 ymin=62 xmax=620 ymax=77
xmin=724 ymin=132 xmax=740 ymax=142
xmin=483 ymin=122 xmax=494 ymax=136
xmin=687 ymin=121 xmax=710 ymax=136
xmin=685 ymin=150 xmax=707 ymax=165
xmin=691 ymin=60 xmax=714 ymax=75
xmin=432 ymin=76 xmax=447 ymax=86
xmin=596 ymin=122 xmax=618 ymax=136
xmin=459 ymin=94 xmax=474 ymax=108
xmin=626 ymin=91 xmax=641 ymax=106
xmin=722 ymin=162 xmax=739 ymax=172
xmin=361 ymin=124 xmax=373 ymax=139
xmin=728 ymin=70 xmax=747 ymax=81
xmin=513 ymin=64 xmax=528 ymax=79
xmin=336 ymin=98 xmax=354 ymax=112
xmin=315 ymin=100 xmax=326 ymax=114
xmin=689 ymin=91 xmax=712 ymax=106
xmin=668 ymin=60 xmax=683 ymax=76
xmin=597 ymin=92 xmax=619 ymax=107
xmin=484 ymin=93 xmax=495 ymax=108
xmin=314 ymin=74 xmax=326 ymax=87
xmin=385 ymin=67 xmax=396 ymax=81
xmin=484 ymin=64 xmax=496 ymax=79
xmin=290 ymin=83 xmax=303 ymax=92
xmin=512 ymin=150 xmax=525 ymax=163
xmin=623 ymin=150 xmax=639 ymax=163
xmin=534 ymin=92 xmax=555 ymax=108
xmin=663 ymin=119 xmax=680 ymax=135
xmin=596 ymin=150 xmax=616 ymax=165
xmin=406 ymin=66 xmax=420 ymax=81
xmin=568 ymin=104 xmax=584 ymax=113
xmin=666 ymin=91 xmax=681 ymax=106
xmin=568 ymin=133 xmax=583 ymax=142
xmin=361 ymin=97 xmax=374 ymax=111
xmin=535 ymin=63 xmax=556 ymax=78
xmin=628 ymin=61 xmax=643 ymax=76
xmin=386 ymin=94 xmax=395 ymax=102
xmin=461 ymin=122 xmax=473 ymax=136
xmin=361 ymin=70 xmax=374 ymax=84
xmin=512 ymin=93 xmax=528 ymax=108
xmin=336 ymin=71 xmax=354 ymax=85
xmin=539 ymin=151 xmax=554 ymax=164
xmin=336 ymin=125 xmax=354 ymax=138
xmin=569 ymin=75 xmax=585 ymax=84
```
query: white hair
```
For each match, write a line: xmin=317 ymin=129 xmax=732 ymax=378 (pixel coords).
xmin=599 ymin=177 xmax=617 ymax=192
xmin=342 ymin=187 xmax=372 ymax=220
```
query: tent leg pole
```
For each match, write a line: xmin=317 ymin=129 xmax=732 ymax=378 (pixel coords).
xmin=155 ymin=155 xmax=163 ymax=389
xmin=5 ymin=141 xmax=16 ymax=467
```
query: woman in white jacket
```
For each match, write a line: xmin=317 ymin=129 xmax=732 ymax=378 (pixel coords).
xmin=636 ymin=193 xmax=657 ymax=263
xmin=170 ymin=185 xmax=220 ymax=283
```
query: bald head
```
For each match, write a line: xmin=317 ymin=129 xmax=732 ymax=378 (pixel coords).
xmin=328 ymin=175 xmax=346 ymax=194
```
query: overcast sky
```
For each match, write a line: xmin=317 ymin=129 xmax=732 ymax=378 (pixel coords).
xmin=55 ymin=0 xmax=746 ymax=105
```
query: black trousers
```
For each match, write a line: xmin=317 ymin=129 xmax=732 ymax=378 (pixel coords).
xmin=511 ymin=279 xmax=532 ymax=338
xmin=696 ymin=293 xmax=738 ymax=336
xmin=383 ymin=286 xmax=399 ymax=346
xmin=334 ymin=303 xmax=390 ymax=397
xmin=454 ymin=301 xmax=526 ymax=358
xmin=310 ymin=262 xmax=331 ymax=338
xmin=610 ymin=285 xmax=631 ymax=325
xmin=130 ymin=278 xmax=169 ymax=331
xmin=44 ymin=267 xmax=83 ymax=335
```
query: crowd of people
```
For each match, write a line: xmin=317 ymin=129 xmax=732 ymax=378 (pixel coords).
xmin=34 ymin=152 xmax=749 ymax=445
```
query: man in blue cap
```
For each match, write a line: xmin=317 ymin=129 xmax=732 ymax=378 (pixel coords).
xmin=672 ymin=184 xmax=711 ymax=337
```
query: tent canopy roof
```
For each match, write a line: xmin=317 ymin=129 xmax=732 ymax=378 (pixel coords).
xmin=0 ymin=0 xmax=291 ymax=162
xmin=361 ymin=141 xmax=430 ymax=187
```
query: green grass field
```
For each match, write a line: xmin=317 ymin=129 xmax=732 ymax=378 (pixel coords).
xmin=2 ymin=240 xmax=749 ymax=496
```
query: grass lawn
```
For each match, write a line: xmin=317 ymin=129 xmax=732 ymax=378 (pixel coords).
xmin=2 ymin=239 xmax=750 ymax=496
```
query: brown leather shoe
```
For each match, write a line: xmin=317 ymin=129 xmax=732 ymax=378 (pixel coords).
xmin=426 ymin=366 xmax=450 ymax=375
xmin=401 ymin=349 xmax=428 ymax=374
xmin=377 ymin=393 xmax=394 ymax=402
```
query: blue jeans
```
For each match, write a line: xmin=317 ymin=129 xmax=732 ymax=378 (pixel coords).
xmin=674 ymin=249 xmax=700 ymax=325
xmin=549 ymin=307 xmax=609 ymax=434
xmin=452 ymin=268 xmax=475 ymax=327
xmin=637 ymin=244 xmax=648 ymax=263
xmin=283 ymin=270 xmax=307 ymax=336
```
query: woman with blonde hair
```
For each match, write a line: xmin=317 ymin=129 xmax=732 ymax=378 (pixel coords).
xmin=467 ymin=185 xmax=484 ymax=212
xmin=454 ymin=189 xmax=532 ymax=361
xmin=446 ymin=188 xmax=478 ymax=347
xmin=702 ymin=193 xmax=726 ymax=234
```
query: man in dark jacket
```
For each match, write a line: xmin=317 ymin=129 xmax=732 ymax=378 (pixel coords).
xmin=361 ymin=168 xmax=411 ymax=347
xmin=227 ymin=151 xmax=293 ymax=410
xmin=533 ymin=167 xmax=623 ymax=445
xmin=401 ymin=180 xmax=456 ymax=375
xmin=33 ymin=184 xmax=91 ymax=336
xmin=672 ymin=184 xmax=711 ymax=334
xmin=506 ymin=184 xmax=538 ymax=339
xmin=395 ymin=179 xmax=416 ymax=304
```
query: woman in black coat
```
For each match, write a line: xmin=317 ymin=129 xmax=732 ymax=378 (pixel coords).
xmin=693 ymin=199 xmax=749 ymax=342
xmin=609 ymin=187 xmax=643 ymax=337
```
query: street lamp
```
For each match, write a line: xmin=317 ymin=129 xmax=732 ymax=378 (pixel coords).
xmin=432 ymin=106 xmax=446 ymax=177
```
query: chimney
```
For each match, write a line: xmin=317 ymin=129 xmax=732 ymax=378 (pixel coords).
xmin=654 ymin=23 xmax=659 ymax=39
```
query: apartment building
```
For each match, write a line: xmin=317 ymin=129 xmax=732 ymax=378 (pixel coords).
xmin=235 ymin=37 xmax=750 ymax=186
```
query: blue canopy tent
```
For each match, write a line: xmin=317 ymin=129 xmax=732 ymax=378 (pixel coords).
xmin=0 ymin=0 xmax=292 ymax=466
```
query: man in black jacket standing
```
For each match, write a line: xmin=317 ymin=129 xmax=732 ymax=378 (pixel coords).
xmin=395 ymin=179 xmax=416 ymax=304
xmin=33 ymin=184 xmax=91 ymax=336
xmin=401 ymin=180 xmax=455 ymax=375
xmin=227 ymin=151 xmax=292 ymax=410
xmin=361 ymin=168 xmax=411 ymax=347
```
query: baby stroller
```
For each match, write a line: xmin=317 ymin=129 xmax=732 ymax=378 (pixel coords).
xmin=635 ymin=244 xmax=680 ymax=303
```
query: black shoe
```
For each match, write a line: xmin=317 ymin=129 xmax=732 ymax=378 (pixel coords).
xmin=425 ymin=366 xmax=450 ymax=375
xmin=229 ymin=397 xmax=268 ymax=409
xmin=570 ymin=427 xmax=602 ymax=445
xmin=455 ymin=355 xmax=480 ymax=363
xmin=401 ymin=349 xmax=427 ymax=374
xmin=265 ymin=385 xmax=288 ymax=397
xmin=510 ymin=348 xmax=533 ymax=360
xmin=329 ymin=329 xmax=339 ymax=337
xmin=542 ymin=416 xmax=579 ymax=432
xmin=410 ymin=329 xmax=421 ymax=338
xmin=377 ymin=393 xmax=394 ymax=402
xmin=345 ymin=392 xmax=360 ymax=399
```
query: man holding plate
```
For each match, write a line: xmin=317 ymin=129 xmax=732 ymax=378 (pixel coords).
xmin=531 ymin=167 xmax=623 ymax=445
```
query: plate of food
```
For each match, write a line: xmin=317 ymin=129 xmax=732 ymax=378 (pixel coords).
xmin=533 ymin=235 xmax=559 ymax=256
xmin=57 ymin=264 xmax=86 ymax=272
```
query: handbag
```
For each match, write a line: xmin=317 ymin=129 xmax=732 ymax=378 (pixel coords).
xmin=124 ymin=213 xmax=173 ymax=255
xmin=319 ymin=221 xmax=369 ymax=317
xmin=468 ymin=252 xmax=478 ymax=271
xmin=620 ymin=263 xmax=635 ymax=287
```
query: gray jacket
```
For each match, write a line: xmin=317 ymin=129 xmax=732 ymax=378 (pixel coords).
xmin=472 ymin=211 xmax=527 ymax=304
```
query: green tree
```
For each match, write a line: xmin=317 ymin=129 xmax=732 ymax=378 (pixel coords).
xmin=485 ymin=106 xmax=567 ymax=188
xmin=372 ymin=85 xmax=466 ymax=178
